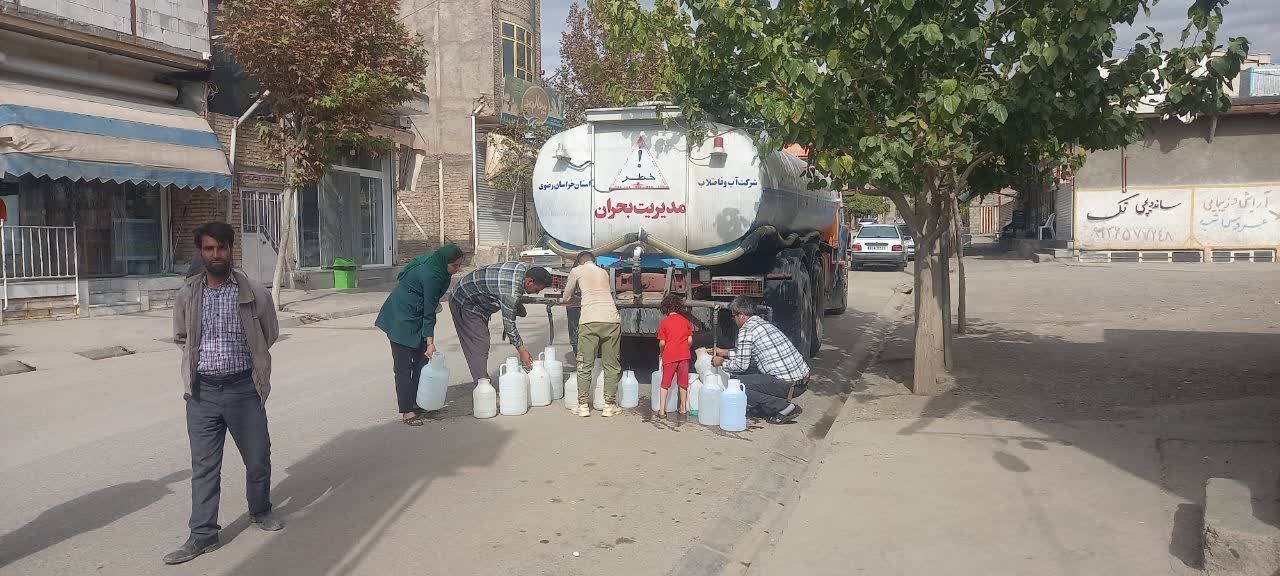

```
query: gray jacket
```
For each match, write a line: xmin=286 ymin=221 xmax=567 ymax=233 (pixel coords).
xmin=173 ymin=269 xmax=280 ymax=402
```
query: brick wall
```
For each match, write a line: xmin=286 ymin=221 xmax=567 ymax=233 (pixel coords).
xmin=397 ymin=154 xmax=475 ymax=263
xmin=173 ymin=112 xmax=285 ymax=269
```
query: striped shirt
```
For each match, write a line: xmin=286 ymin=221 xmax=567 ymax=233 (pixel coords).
xmin=724 ymin=315 xmax=809 ymax=383
xmin=449 ymin=262 xmax=530 ymax=348
xmin=197 ymin=275 xmax=252 ymax=375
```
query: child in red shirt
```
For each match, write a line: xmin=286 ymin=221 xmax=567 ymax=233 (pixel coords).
xmin=656 ymin=294 xmax=694 ymax=417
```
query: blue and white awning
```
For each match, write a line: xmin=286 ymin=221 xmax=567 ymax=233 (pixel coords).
xmin=0 ymin=78 xmax=232 ymax=191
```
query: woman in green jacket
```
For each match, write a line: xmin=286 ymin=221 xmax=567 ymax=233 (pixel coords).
xmin=376 ymin=243 xmax=465 ymax=425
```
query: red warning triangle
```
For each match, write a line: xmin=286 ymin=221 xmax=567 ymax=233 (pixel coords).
xmin=608 ymin=135 xmax=670 ymax=191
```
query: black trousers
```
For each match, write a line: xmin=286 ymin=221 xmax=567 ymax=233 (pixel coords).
xmin=186 ymin=371 xmax=271 ymax=540
xmin=390 ymin=340 xmax=427 ymax=413
xmin=736 ymin=372 xmax=807 ymax=415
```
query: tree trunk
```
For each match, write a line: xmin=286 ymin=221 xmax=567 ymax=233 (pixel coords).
xmin=271 ymin=184 xmax=295 ymax=311
xmin=950 ymin=192 xmax=967 ymax=334
xmin=912 ymin=229 xmax=952 ymax=395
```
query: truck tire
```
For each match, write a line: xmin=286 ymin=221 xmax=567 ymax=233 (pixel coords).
xmin=764 ymin=254 xmax=816 ymax=358
xmin=826 ymin=261 xmax=848 ymax=315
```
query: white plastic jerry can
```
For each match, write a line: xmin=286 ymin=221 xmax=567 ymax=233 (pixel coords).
xmin=650 ymin=360 xmax=665 ymax=412
xmin=540 ymin=346 xmax=565 ymax=401
xmin=719 ymin=379 xmax=748 ymax=432
xmin=529 ymin=360 xmax=552 ymax=407
xmin=592 ymin=359 xmax=606 ymax=410
xmin=694 ymin=348 xmax=715 ymax=381
xmin=415 ymin=352 xmax=449 ymax=412
xmin=563 ymin=373 xmax=580 ymax=411
xmin=698 ymin=372 xmax=724 ymax=426
xmin=619 ymin=370 xmax=640 ymax=408
xmin=473 ymin=378 xmax=497 ymax=419
xmin=687 ymin=373 xmax=703 ymax=417
xmin=498 ymin=362 xmax=529 ymax=416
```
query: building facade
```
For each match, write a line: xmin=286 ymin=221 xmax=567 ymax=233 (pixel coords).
xmin=1066 ymin=98 xmax=1280 ymax=263
xmin=399 ymin=0 xmax=563 ymax=264
xmin=1 ymin=0 xmax=231 ymax=320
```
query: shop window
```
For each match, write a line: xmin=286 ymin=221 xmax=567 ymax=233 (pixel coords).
xmin=297 ymin=153 xmax=390 ymax=269
xmin=501 ymin=21 xmax=535 ymax=81
xmin=11 ymin=176 xmax=164 ymax=277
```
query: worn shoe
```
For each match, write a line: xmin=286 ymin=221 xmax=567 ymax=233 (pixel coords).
xmin=252 ymin=513 xmax=284 ymax=531
xmin=162 ymin=537 xmax=221 ymax=565
xmin=766 ymin=405 xmax=803 ymax=425
xmin=578 ymin=403 xmax=591 ymax=417
xmin=601 ymin=403 xmax=623 ymax=417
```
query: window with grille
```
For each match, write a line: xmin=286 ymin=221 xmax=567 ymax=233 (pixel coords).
xmin=501 ymin=21 xmax=535 ymax=81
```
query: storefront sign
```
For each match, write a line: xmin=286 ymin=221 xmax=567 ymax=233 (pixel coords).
xmin=500 ymin=77 xmax=565 ymax=128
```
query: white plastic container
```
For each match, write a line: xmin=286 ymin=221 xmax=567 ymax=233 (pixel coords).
xmin=687 ymin=373 xmax=703 ymax=416
xmin=472 ymin=378 xmax=497 ymax=419
xmin=529 ymin=360 xmax=552 ymax=407
xmin=649 ymin=358 xmax=681 ymax=413
xmin=650 ymin=362 xmax=665 ymax=412
xmin=719 ymin=378 xmax=748 ymax=432
xmin=540 ymin=346 xmax=565 ymax=401
xmin=698 ymin=372 xmax=724 ymax=426
xmin=694 ymin=348 xmax=714 ymax=381
xmin=415 ymin=352 xmax=449 ymax=411
xmin=618 ymin=370 xmax=640 ymax=408
xmin=563 ymin=373 xmax=580 ymax=411
xmin=589 ymin=359 xmax=606 ymax=410
xmin=498 ymin=361 xmax=529 ymax=416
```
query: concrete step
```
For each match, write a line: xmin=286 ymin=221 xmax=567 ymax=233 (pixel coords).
xmin=87 ymin=302 xmax=142 ymax=317
xmin=1204 ymin=477 xmax=1280 ymax=576
xmin=1030 ymin=251 xmax=1056 ymax=263
xmin=88 ymin=291 xmax=134 ymax=306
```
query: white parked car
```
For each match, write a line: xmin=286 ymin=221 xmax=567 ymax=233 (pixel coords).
xmin=518 ymin=246 xmax=567 ymax=269
xmin=850 ymin=224 xmax=908 ymax=271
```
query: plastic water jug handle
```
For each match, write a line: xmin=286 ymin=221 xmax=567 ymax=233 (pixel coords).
xmin=499 ymin=364 xmax=508 ymax=377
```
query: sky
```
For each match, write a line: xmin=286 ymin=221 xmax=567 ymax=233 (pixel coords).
xmin=540 ymin=0 xmax=1279 ymax=75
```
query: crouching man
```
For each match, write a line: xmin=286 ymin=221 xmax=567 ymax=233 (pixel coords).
xmin=711 ymin=295 xmax=808 ymax=424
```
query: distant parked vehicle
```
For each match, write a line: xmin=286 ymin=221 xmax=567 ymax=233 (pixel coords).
xmin=850 ymin=225 xmax=908 ymax=271
xmin=895 ymin=223 xmax=916 ymax=260
xmin=518 ymin=246 xmax=568 ymax=270
xmin=857 ymin=218 xmax=878 ymax=228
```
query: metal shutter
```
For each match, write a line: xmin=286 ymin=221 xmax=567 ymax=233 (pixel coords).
xmin=1054 ymin=182 xmax=1073 ymax=242
xmin=475 ymin=144 xmax=525 ymax=247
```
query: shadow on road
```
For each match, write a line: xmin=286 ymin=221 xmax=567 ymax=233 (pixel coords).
xmin=221 ymin=419 xmax=513 ymax=575
xmin=0 ymin=470 xmax=192 ymax=567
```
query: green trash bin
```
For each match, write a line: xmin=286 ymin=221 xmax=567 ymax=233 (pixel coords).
xmin=333 ymin=257 xmax=357 ymax=289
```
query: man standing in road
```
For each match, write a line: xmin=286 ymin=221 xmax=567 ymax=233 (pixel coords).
xmin=166 ymin=222 xmax=281 ymax=565
xmin=712 ymin=295 xmax=809 ymax=424
xmin=559 ymin=252 xmax=622 ymax=417
xmin=449 ymin=261 xmax=553 ymax=381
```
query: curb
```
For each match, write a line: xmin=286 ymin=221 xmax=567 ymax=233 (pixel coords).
xmin=668 ymin=284 xmax=911 ymax=576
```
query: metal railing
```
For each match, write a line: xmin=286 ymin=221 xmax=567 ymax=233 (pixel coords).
xmin=1 ymin=222 xmax=80 ymax=310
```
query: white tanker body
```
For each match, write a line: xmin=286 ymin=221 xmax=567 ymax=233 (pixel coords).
xmin=530 ymin=106 xmax=849 ymax=358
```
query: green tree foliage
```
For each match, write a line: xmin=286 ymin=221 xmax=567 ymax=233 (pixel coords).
xmin=553 ymin=2 xmax=666 ymax=125
xmin=844 ymin=193 xmax=891 ymax=218
xmin=592 ymin=0 xmax=1248 ymax=393
xmin=220 ymin=0 xmax=428 ymax=305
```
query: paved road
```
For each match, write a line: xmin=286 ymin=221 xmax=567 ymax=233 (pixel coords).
xmin=0 ymin=269 xmax=905 ymax=575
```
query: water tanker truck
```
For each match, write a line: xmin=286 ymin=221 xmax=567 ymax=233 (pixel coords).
xmin=529 ymin=105 xmax=849 ymax=361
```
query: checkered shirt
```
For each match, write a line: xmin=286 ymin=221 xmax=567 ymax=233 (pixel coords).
xmin=197 ymin=275 xmax=252 ymax=375
xmin=449 ymin=262 xmax=530 ymax=348
xmin=724 ymin=315 xmax=810 ymax=383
